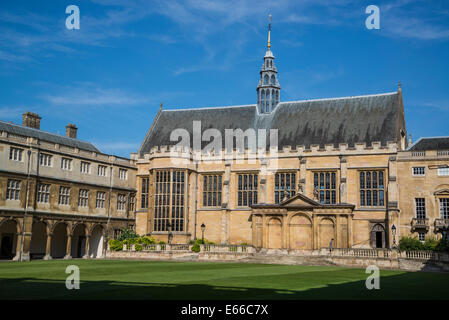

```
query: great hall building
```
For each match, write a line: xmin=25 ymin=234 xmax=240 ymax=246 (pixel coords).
xmin=133 ymin=24 xmax=449 ymax=250
xmin=1 ymin=23 xmax=448 ymax=260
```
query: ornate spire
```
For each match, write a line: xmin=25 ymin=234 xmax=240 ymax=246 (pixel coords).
xmin=267 ymin=14 xmax=272 ymax=50
xmin=257 ymin=14 xmax=280 ymax=114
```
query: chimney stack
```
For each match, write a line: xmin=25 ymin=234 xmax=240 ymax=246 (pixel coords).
xmin=65 ymin=123 xmax=77 ymax=139
xmin=22 ymin=111 xmax=41 ymax=130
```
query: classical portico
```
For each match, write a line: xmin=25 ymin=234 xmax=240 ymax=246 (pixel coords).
xmin=251 ymin=193 xmax=354 ymax=250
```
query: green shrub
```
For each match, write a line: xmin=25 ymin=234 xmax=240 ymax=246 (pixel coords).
xmin=159 ymin=241 xmax=166 ymax=245
xmin=109 ymin=239 xmax=123 ymax=251
xmin=137 ymin=236 xmax=155 ymax=245
xmin=191 ymin=243 xmax=200 ymax=253
xmin=135 ymin=244 xmax=143 ymax=251
xmin=117 ymin=228 xmax=139 ymax=242
xmin=399 ymin=236 xmax=424 ymax=251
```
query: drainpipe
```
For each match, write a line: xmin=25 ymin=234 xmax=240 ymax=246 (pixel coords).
xmin=19 ymin=148 xmax=32 ymax=261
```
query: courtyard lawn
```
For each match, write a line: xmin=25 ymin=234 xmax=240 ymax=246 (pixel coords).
xmin=0 ymin=259 xmax=448 ymax=300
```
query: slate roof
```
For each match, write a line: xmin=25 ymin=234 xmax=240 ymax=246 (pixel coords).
xmin=408 ymin=137 xmax=449 ymax=151
xmin=0 ymin=120 xmax=101 ymax=153
xmin=139 ymin=91 xmax=406 ymax=155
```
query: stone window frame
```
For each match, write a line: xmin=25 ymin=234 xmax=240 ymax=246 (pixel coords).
xmin=6 ymin=179 xmax=21 ymax=200
xmin=312 ymin=170 xmax=338 ymax=204
xmin=117 ymin=193 xmax=126 ymax=211
xmin=202 ymin=174 xmax=222 ymax=207
xmin=412 ymin=166 xmax=425 ymax=176
xmin=37 ymin=183 xmax=50 ymax=203
xmin=140 ymin=177 xmax=149 ymax=209
xmin=96 ymin=191 xmax=106 ymax=208
xmin=61 ymin=157 xmax=72 ymax=171
xmin=78 ymin=189 xmax=89 ymax=207
xmin=39 ymin=153 xmax=52 ymax=167
xmin=80 ymin=161 xmax=91 ymax=174
xmin=58 ymin=186 xmax=71 ymax=205
xmin=359 ymin=169 xmax=385 ymax=208
xmin=274 ymin=172 xmax=296 ymax=204
xmin=415 ymin=198 xmax=426 ymax=219
xmin=97 ymin=164 xmax=108 ymax=177
xmin=118 ymin=168 xmax=128 ymax=180
xmin=237 ymin=173 xmax=258 ymax=207
xmin=438 ymin=167 xmax=449 ymax=176
xmin=439 ymin=198 xmax=449 ymax=219
xmin=9 ymin=147 xmax=23 ymax=162
xmin=154 ymin=169 xmax=186 ymax=232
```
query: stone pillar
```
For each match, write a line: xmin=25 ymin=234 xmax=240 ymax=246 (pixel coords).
xmin=312 ymin=214 xmax=319 ymax=250
xmin=83 ymin=235 xmax=90 ymax=259
xmin=339 ymin=156 xmax=347 ymax=203
xmin=64 ymin=234 xmax=72 ymax=259
xmin=43 ymin=233 xmax=52 ymax=260
xmin=13 ymin=216 xmax=33 ymax=261
xmin=347 ymin=214 xmax=353 ymax=248
xmin=299 ymin=158 xmax=307 ymax=195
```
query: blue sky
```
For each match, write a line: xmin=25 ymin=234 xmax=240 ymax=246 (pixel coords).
xmin=0 ymin=0 xmax=448 ymax=157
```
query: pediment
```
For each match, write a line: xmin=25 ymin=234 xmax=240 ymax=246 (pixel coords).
xmin=279 ymin=193 xmax=320 ymax=207
xmin=435 ymin=189 xmax=449 ymax=196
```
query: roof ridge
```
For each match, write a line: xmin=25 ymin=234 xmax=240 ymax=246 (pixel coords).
xmin=163 ymin=104 xmax=257 ymax=112
xmin=279 ymin=92 xmax=398 ymax=105
xmin=0 ymin=120 xmax=99 ymax=150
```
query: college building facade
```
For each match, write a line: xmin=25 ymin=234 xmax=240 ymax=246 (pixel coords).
xmin=133 ymin=27 xmax=449 ymax=250
xmin=1 ymin=24 xmax=448 ymax=260
xmin=0 ymin=112 xmax=137 ymax=260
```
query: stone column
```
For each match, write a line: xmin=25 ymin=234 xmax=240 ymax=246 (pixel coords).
xmin=83 ymin=235 xmax=90 ymax=259
xmin=347 ymin=214 xmax=353 ymax=248
xmin=43 ymin=233 xmax=52 ymax=260
xmin=312 ymin=214 xmax=319 ymax=250
xmin=64 ymin=234 xmax=72 ymax=259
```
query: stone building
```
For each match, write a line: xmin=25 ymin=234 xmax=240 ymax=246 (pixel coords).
xmin=132 ymin=22 xmax=447 ymax=250
xmin=397 ymin=137 xmax=449 ymax=243
xmin=0 ymin=112 xmax=137 ymax=261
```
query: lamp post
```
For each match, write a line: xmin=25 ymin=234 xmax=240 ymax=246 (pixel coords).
xmin=201 ymin=223 xmax=206 ymax=244
xmin=391 ymin=224 xmax=397 ymax=248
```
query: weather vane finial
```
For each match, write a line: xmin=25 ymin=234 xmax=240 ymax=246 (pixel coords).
xmin=267 ymin=14 xmax=272 ymax=49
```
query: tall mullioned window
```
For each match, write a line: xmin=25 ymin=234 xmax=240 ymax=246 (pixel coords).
xmin=440 ymin=198 xmax=449 ymax=219
xmin=360 ymin=170 xmax=385 ymax=207
xmin=39 ymin=153 xmax=52 ymax=167
xmin=275 ymin=172 xmax=296 ymax=204
xmin=237 ymin=174 xmax=258 ymax=207
xmin=154 ymin=170 xmax=186 ymax=232
xmin=78 ymin=189 xmax=88 ymax=207
xmin=96 ymin=191 xmax=106 ymax=208
xmin=61 ymin=158 xmax=72 ymax=171
xmin=313 ymin=172 xmax=337 ymax=204
xmin=203 ymin=174 xmax=222 ymax=207
xmin=141 ymin=178 xmax=149 ymax=209
xmin=6 ymin=180 xmax=21 ymax=200
xmin=37 ymin=184 xmax=50 ymax=203
xmin=9 ymin=147 xmax=23 ymax=161
xmin=415 ymin=198 xmax=426 ymax=219
xmin=59 ymin=186 xmax=70 ymax=205
xmin=117 ymin=194 xmax=126 ymax=211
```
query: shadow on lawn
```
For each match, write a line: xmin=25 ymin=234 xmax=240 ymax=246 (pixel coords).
xmin=1 ymin=270 xmax=449 ymax=300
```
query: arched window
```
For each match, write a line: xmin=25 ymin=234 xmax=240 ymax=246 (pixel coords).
xmin=261 ymin=90 xmax=265 ymax=113
xmin=276 ymin=90 xmax=279 ymax=105
xmin=271 ymin=75 xmax=276 ymax=85
xmin=264 ymin=74 xmax=269 ymax=85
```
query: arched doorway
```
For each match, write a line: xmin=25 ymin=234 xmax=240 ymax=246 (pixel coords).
xmin=319 ymin=218 xmax=335 ymax=249
xmin=51 ymin=223 xmax=68 ymax=259
xmin=89 ymin=225 xmax=104 ymax=258
xmin=289 ymin=214 xmax=312 ymax=250
xmin=30 ymin=222 xmax=47 ymax=259
xmin=370 ymin=224 xmax=386 ymax=248
xmin=267 ymin=218 xmax=282 ymax=249
xmin=0 ymin=220 xmax=18 ymax=259
xmin=71 ymin=224 xmax=87 ymax=258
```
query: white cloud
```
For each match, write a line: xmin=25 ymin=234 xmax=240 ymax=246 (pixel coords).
xmin=41 ymin=85 xmax=149 ymax=107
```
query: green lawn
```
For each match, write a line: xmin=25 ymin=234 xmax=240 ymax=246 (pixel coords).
xmin=0 ymin=259 xmax=448 ymax=299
